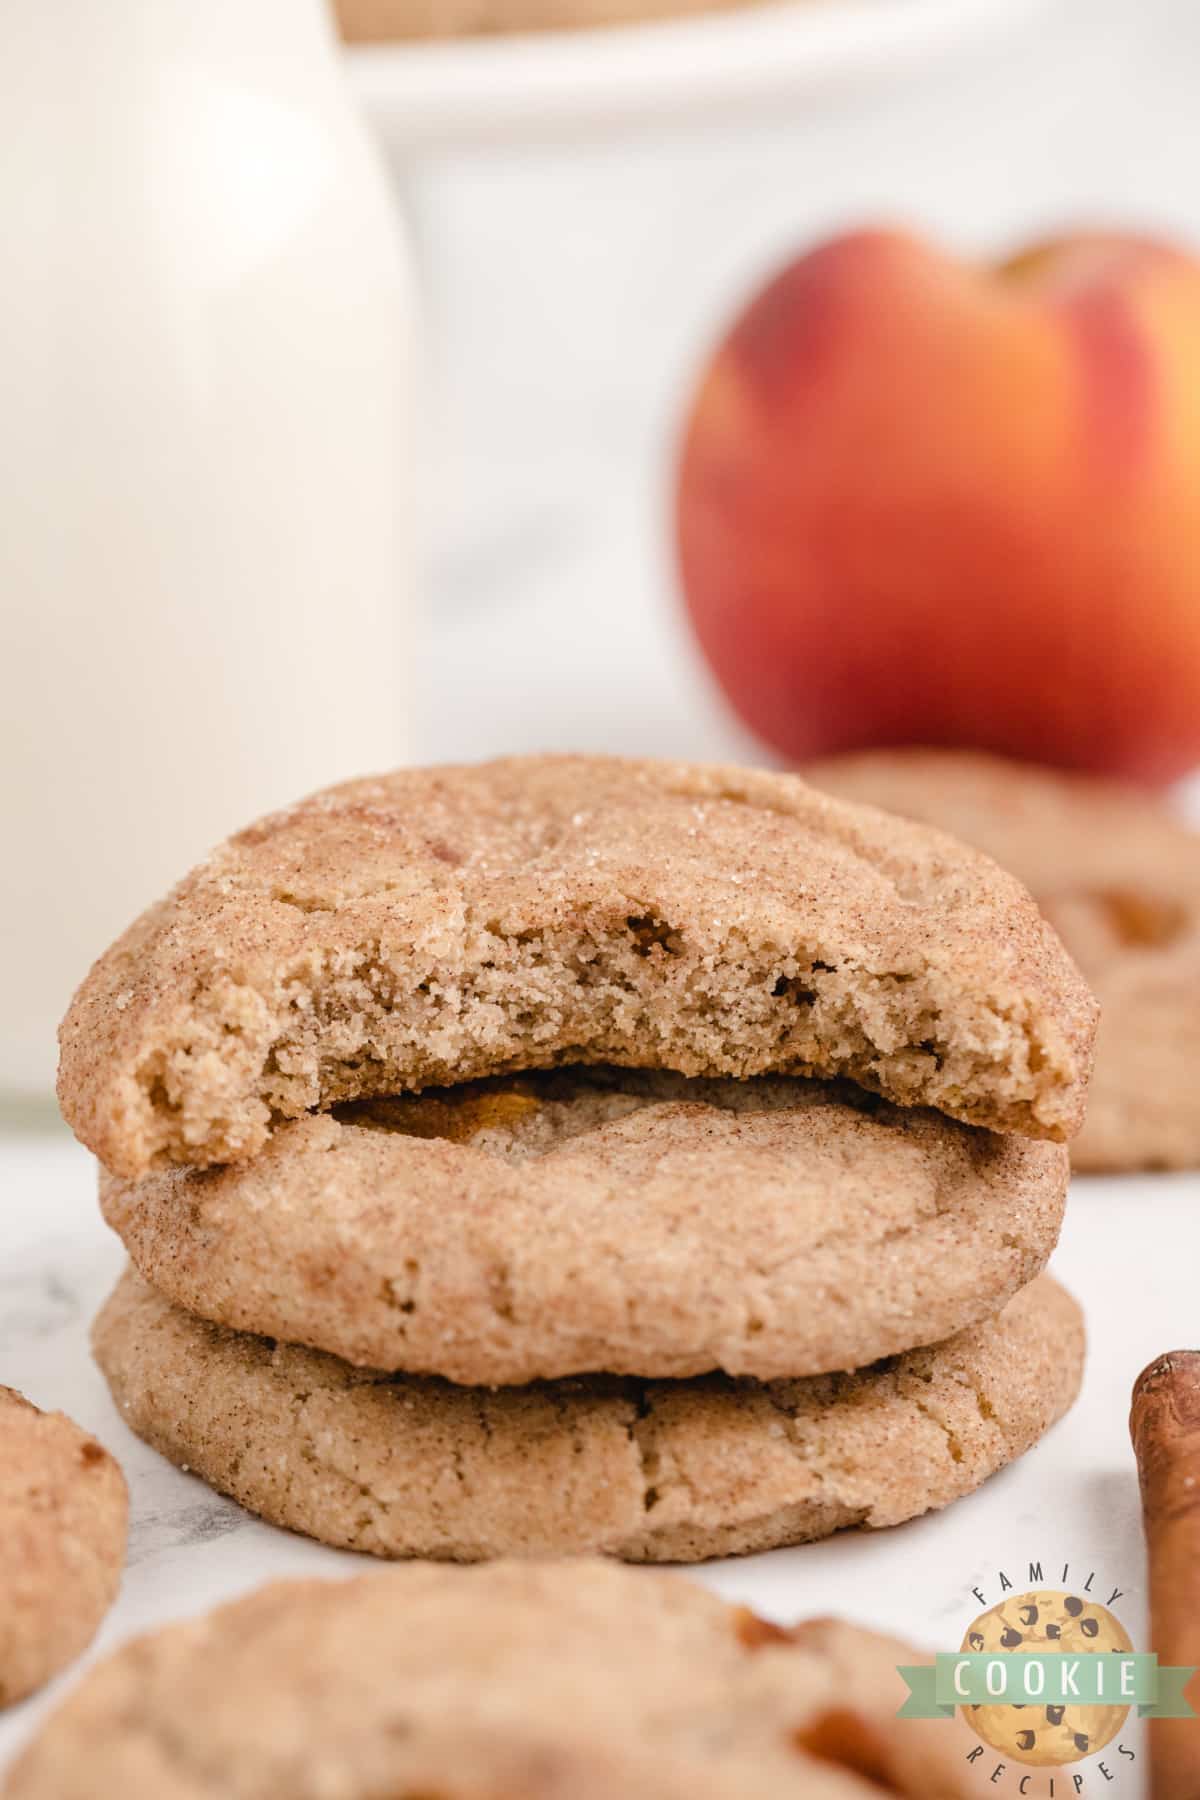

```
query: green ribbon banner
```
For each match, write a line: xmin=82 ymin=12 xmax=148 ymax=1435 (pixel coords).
xmin=898 ymin=1653 xmax=1197 ymax=1721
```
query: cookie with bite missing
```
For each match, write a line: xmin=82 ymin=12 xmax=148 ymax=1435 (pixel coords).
xmin=806 ymin=748 xmax=1200 ymax=1172
xmin=100 ymin=1067 xmax=1068 ymax=1385
xmin=59 ymin=754 xmax=1096 ymax=1178
xmin=0 ymin=1388 xmax=128 ymax=1708
xmin=92 ymin=1267 xmax=1083 ymax=1565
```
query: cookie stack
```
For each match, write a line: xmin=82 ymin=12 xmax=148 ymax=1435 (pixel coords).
xmin=60 ymin=756 xmax=1095 ymax=1563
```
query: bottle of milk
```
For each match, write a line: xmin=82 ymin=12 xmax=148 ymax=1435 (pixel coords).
xmin=1 ymin=1 xmax=414 ymax=1104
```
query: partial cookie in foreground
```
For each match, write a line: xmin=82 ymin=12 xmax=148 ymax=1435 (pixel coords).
xmin=0 ymin=1388 xmax=128 ymax=1709
xmin=5 ymin=1558 xmax=978 ymax=1800
xmin=101 ymin=1068 xmax=1069 ymax=1384
xmin=806 ymin=749 xmax=1200 ymax=1171
xmin=93 ymin=1267 xmax=1083 ymax=1563
xmin=58 ymin=755 xmax=1097 ymax=1177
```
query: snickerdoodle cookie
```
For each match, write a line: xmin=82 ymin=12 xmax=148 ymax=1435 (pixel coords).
xmin=5 ymin=1559 xmax=978 ymax=1800
xmin=93 ymin=1267 xmax=1083 ymax=1564
xmin=806 ymin=749 xmax=1200 ymax=1172
xmin=0 ymin=1388 xmax=128 ymax=1708
xmin=59 ymin=755 xmax=1096 ymax=1177
xmin=100 ymin=1068 xmax=1068 ymax=1385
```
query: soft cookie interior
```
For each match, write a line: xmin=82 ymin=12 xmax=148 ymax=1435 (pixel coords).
xmin=58 ymin=757 xmax=1097 ymax=1174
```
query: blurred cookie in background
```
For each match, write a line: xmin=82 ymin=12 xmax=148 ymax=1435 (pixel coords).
xmin=334 ymin=0 xmax=806 ymax=36
xmin=807 ymin=750 xmax=1200 ymax=1173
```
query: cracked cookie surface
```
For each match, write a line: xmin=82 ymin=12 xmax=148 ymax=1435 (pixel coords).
xmin=5 ymin=1558 xmax=981 ymax=1799
xmin=0 ymin=1387 xmax=128 ymax=1708
xmin=101 ymin=1068 xmax=1069 ymax=1385
xmin=806 ymin=749 xmax=1200 ymax=1171
xmin=92 ymin=1268 xmax=1083 ymax=1564
xmin=58 ymin=755 xmax=1096 ymax=1177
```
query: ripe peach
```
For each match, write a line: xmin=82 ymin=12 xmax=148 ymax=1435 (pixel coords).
xmin=676 ymin=228 xmax=1200 ymax=782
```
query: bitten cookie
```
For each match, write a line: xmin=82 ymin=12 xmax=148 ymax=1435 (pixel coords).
xmin=58 ymin=755 xmax=1097 ymax=1177
xmin=92 ymin=1268 xmax=1084 ymax=1564
xmin=0 ymin=1388 xmax=128 ymax=1708
xmin=100 ymin=1068 xmax=1069 ymax=1384
xmin=6 ymin=1558 xmax=979 ymax=1799
xmin=806 ymin=749 xmax=1200 ymax=1171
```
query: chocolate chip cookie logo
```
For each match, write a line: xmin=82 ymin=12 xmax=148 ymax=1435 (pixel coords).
xmin=897 ymin=1563 xmax=1196 ymax=1792
xmin=958 ymin=1591 xmax=1133 ymax=1766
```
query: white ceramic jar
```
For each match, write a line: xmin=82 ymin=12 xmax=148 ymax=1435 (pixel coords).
xmin=1 ymin=0 xmax=414 ymax=1101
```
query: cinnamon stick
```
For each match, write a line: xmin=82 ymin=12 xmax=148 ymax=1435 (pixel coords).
xmin=1131 ymin=1351 xmax=1200 ymax=1800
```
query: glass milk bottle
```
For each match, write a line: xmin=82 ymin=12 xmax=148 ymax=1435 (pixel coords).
xmin=1 ymin=0 xmax=414 ymax=1103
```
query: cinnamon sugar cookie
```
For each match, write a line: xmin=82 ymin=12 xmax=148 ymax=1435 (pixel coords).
xmin=5 ymin=1559 xmax=978 ymax=1799
xmin=92 ymin=1268 xmax=1083 ymax=1564
xmin=59 ymin=755 xmax=1096 ymax=1177
xmin=100 ymin=1068 xmax=1068 ymax=1384
xmin=0 ymin=1388 xmax=127 ymax=1708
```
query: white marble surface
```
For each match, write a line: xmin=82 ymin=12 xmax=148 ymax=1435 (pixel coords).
xmin=4 ymin=0 xmax=1200 ymax=1789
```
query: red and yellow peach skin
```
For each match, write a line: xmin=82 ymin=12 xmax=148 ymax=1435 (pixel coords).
xmin=676 ymin=227 xmax=1200 ymax=782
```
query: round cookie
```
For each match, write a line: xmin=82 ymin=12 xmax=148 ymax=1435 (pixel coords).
xmin=805 ymin=749 xmax=1200 ymax=1172
xmin=92 ymin=1267 xmax=1084 ymax=1564
xmin=961 ymin=1590 xmax=1133 ymax=1767
xmin=100 ymin=1068 xmax=1069 ymax=1385
xmin=0 ymin=1387 xmax=128 ymax=1708
xmin=5 ymin=1559 xmax=980 ymax=1800
xmin=58 ymin=754 xmax=1097 ymax=1178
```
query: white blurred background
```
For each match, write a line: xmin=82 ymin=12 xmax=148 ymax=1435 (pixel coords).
xmin=377 ymin=0 xmax=1199 ymax=761
xmin=3 ymin=0 xmax=1197 ymax=1097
